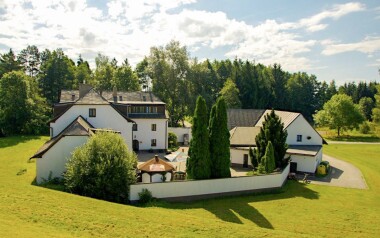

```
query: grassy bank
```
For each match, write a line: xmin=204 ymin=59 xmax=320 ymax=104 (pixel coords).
xmin=0 ymin=136 xmax=379 ymax=237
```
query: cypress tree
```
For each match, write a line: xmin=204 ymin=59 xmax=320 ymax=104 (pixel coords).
xmin=209 ymin=97 xmax=231 ymax=178
xmin=255 ymin=109 xmax=288 ymax=168
xmin=187 ymin=96 xmax=211 ymax=179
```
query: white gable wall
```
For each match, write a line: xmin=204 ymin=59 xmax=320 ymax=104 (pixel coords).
xmin=288 ymin=149 xmax=322 ymax=173
xmin=36 ymin=136 xmax=88 ymax=184
xmin=51 ymin=105 xmax=133 ymax=150
xmin=286 ymin=115 xmax=322 ymax=145
xmin=132 ymin=118 xmax=168 ymax=150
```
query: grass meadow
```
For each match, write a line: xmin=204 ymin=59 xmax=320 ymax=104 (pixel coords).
xmin=0 ymin=136 xmax=379 ymax=237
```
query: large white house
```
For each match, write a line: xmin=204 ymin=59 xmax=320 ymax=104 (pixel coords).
xmin=228 ymin=109 xmax=327 ymax=173
xmin=31 ymin=84 xmax=168 ymax=183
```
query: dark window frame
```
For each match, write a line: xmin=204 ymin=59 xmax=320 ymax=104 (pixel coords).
xmin=297 ymin=135 xmax=302 ymax=142
xmin=89 ymin=108 xmax=96 ymax=117
xmin=151 ymin=124 xmax=157 ymax=131
xmin=151 ymin=139 xmax=157 ymax=147
xmin=132 ymin=124 xmax=138 ymax=131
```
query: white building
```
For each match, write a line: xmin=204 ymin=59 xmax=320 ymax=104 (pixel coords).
xmin=31 ymin=84 xmax=168 ymax=183
xmin=228 ymin=109 xmax=327 ymax=174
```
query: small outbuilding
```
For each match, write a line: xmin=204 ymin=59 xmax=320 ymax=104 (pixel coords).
xmin=138 ymin=155 xmax=175 ymax=183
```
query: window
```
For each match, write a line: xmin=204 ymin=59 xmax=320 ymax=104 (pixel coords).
xmin=151 ymin=139 xmax=157 ymax=147
xmin=151 ymin=124 xmax=157 ymax=131
xmin=71 ymin=94 xmax=75 ymax=101
xmin=89 ymin=108 xmax=96 ymax=117
xmin=143 ymin=96 xmax=146 ymax=101
xmin=119 ymin=95 xmax=123 ymax=101
xmin=132 ymin=124 xmax=138 ymax=131
xmin=297 ymin=135 xmax=302 ymax=142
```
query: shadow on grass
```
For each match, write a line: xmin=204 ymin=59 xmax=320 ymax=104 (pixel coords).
xmin=31 ymin=177 xmax=66 ymax=192
xmin=151 ymin=181 xmax=319 ymax=229
xmin=0 ymin=135 xmax=45 ymax=148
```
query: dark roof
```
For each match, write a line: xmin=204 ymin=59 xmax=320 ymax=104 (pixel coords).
xmin=60 ymin=90 xmax=164 ymax=104
xmin=31 ymin=116 xmax=94 ymax=159
xmin=227 ymin=109 xmax=265 ymax=130
xmin=75 ymin=88 xmax=109 ymax=105
xmin=230 ymin=127 xmax=261 ymax=147
xmin=287 ymin=145 xmax=322 ymax=156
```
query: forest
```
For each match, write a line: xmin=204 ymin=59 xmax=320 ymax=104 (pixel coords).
xmin=0 ymin=40 xmax=378 ymax=135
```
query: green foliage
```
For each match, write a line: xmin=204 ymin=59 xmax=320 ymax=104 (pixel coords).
xmin=168 ymin=132 xmax=178 ymax=150
xmin=359 ymin=121 xmax=371 ymax=134
xmin=18 ymin=45 xmax=40 ymax=77
xmin=38 ymin=49 xmax=76 ymax=104
xmin=372 ymin=85 xmax=380 ymax=123
xmin=138 ymin=188 xmax=153 ymax=205
xmin=187 ymin=96 xmax=211 ymax=179
xmin=359 ymin=97 xmax=375 ymax=121
xmin=259 ymin=141 xmax=276 ymax=174
xmin=148 ymin=40 xmax=191 ymax=126
xmin=314 ymin=94 xmax=365 ymax=136
xmin=220 ymin=78 xmax=241 ymax=109
xmin=0 ymin=71 xmax=49 ymax=135
xmin=64 ymin=132 xmax=137 ymax=203
xmin=249 ymin=147 xmax=258 ymax=168
xmin=0 ymin=49 xmax=21 ymax=78
xmin=113 ymin=59 xmax=140 ymax=91
xmin=209 ymin=97 xmax=231 ymax=178
xmin=74 ymin=56 xmax=92 ymax=88
xmin=94 ymin=54 xmax=114 ymax=91
xmin=255 ymin=110 xmax=288 ymax=168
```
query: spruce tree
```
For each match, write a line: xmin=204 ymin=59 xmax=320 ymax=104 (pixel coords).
xmin=209 ymin=97 xmax=231 ymax=178
xmin=187 ymin=96 xmax=211 ymax=179
xmin=255 ymin=109 xmax=288 ymax=168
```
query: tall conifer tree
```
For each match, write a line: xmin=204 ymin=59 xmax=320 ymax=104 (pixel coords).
xmin=209 ymin=97 xmax=231 ymax=178
xmin=187 ymin=96 xmax=211 ymax=179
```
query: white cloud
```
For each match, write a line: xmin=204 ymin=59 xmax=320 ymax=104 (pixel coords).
xmin=298 ymin=2 xmax=365 ymax=32
xmin=0 ymin=0 xmax=367 ymax=72
xmin=322 ymin=36 xmax=380 ymax=55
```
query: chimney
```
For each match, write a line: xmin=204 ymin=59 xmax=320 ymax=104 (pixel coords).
xmin=79 ymin=84 xmax=93 ymax=98
xmin=154 ymin=155 xmax=159 ymax=162
xmin=113 ymin=86 xmax=117 ymax=102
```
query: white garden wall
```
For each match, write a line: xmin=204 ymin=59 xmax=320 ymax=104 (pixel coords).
xmin=36 ymin=136 xmax=88 ymax=184
xmin=168 ymin=127 xmax=192 ymax=144
xmin=130 ymin=164 xmax=289 ymax=202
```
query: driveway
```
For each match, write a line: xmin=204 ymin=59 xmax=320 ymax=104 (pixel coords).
xmin=309 ymin=154 xmax=368 ymax=189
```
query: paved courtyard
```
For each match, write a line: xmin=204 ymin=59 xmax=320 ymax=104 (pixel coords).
xmin=308 ymin=154 xmax=368 ymax=189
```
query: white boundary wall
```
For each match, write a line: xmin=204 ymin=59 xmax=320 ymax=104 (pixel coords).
xmin=168 ymin=127 xmax=192 ymax=143
xmin=130 ymin=164 xmax=289 ymax=202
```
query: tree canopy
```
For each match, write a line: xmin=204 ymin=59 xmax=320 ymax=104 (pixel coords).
xmin=314 ymin=94 xmax=364 ymax=136
xmin=64 ymin=132 xmax=137 ymax=203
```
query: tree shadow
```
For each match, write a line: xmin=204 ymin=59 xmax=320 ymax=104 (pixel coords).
xmin=152 ymin=181 xmax=319 ymax=229
xmin=0 ymin=135 xmax=45 ymax=148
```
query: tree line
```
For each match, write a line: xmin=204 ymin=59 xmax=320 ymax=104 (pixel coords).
xmin=0 ymin=41 xmax=379 ymax=135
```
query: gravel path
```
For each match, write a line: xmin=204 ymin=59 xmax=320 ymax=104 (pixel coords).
xmin=309 ymin=154 xmax=368 ymax=189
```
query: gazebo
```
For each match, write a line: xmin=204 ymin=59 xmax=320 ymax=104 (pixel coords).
xmin=138 ymin=155 xmax=175 ymax=183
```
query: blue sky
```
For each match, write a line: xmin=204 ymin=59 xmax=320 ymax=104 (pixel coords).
xmin=0 ymin=0 xmax=379 ymax=85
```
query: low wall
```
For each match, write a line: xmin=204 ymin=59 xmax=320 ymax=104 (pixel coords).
xmin=168 ymin=127 xmax=192 ymax=143
xmin=129 ymin=164 xmax=290 ymax=202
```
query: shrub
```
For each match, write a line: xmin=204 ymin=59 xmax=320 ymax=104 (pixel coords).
xmin=359 ymin=121 xmax=371 ymax=134
xmin=64 ymin=132 xmax=137 ymax=203
xmin=138 ymin=188 xmax=153 ymax=205
xmin=168 ymin=132 xmax=178 ymax=150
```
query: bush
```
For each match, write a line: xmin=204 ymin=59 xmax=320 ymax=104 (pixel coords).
xmin=138 ymin=188 xmax=153 ymax=205
xmin=168 ymin=132 xmax=178 ymax=150
xmin=360 ymin=121 xmax=371 ymax=134
xmin=64 ymin=132 xmax=137 ymax=203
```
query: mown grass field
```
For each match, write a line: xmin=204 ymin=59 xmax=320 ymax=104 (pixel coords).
xmin=1 ymin=136 xmax=379 ymax=237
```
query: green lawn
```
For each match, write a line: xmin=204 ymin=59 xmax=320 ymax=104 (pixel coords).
xmin=1 ymin=136 xmax=379 ymax=237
